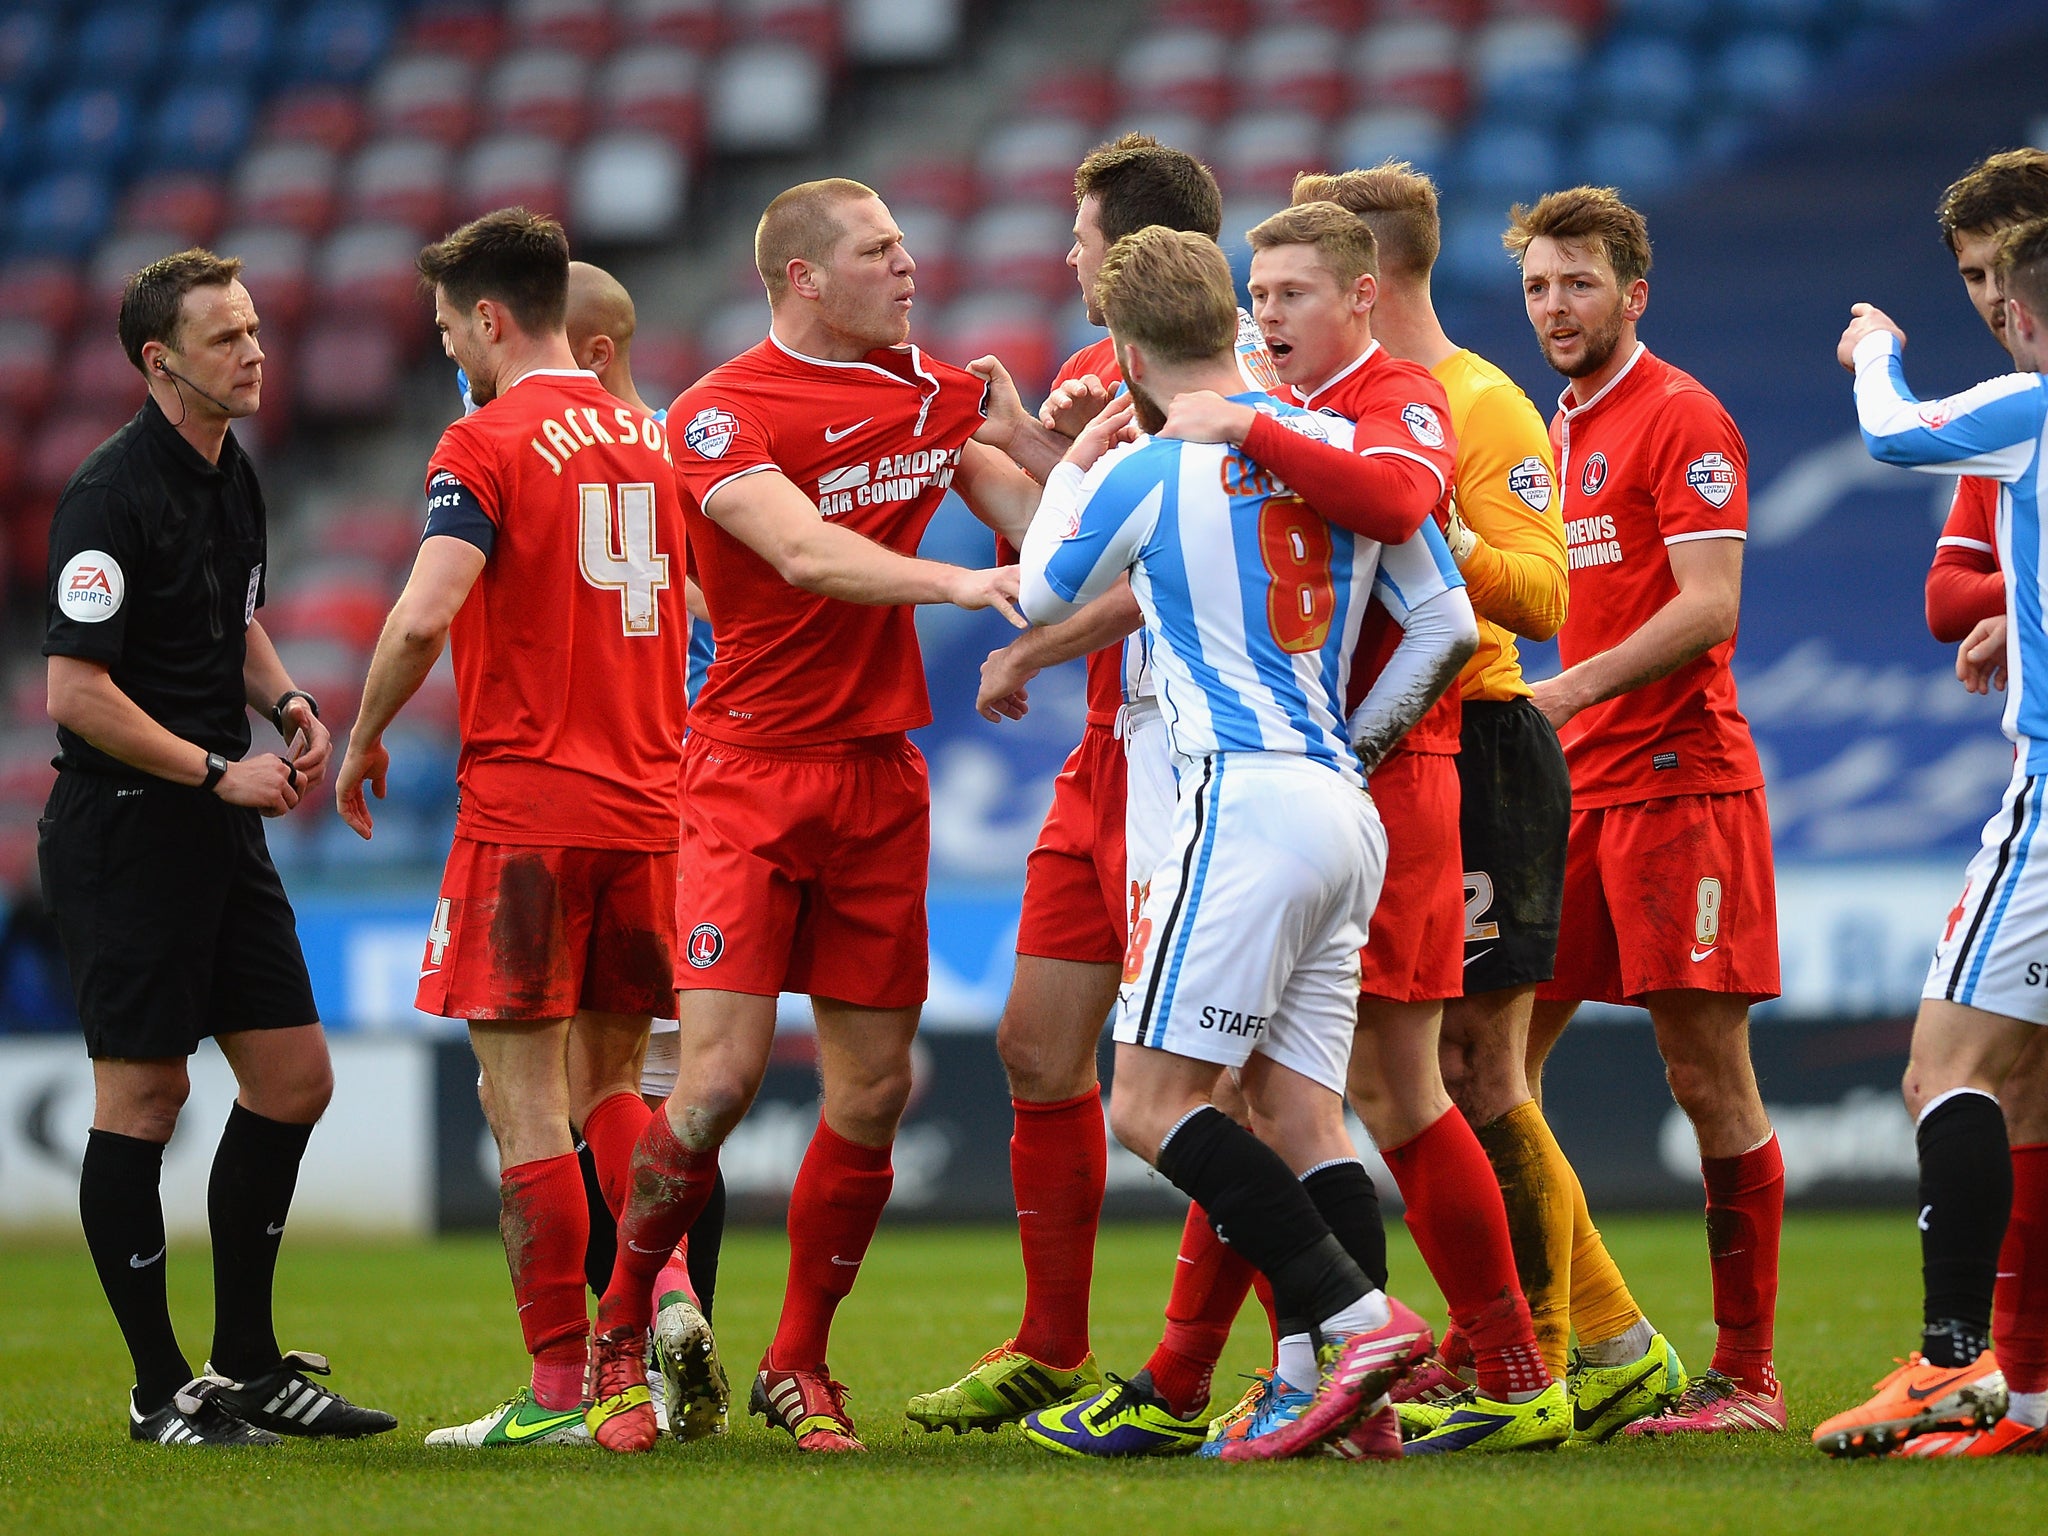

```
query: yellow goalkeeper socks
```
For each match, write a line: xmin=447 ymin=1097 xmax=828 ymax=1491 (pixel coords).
xmin=1474 ymin=1099 xmax=1574 ymax=1378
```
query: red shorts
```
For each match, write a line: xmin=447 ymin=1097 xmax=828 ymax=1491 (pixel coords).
xmin=416 ymin=838 xmax=677 ymax=1021
xmin=1539 ymin=788 xmax=1781 ymax=1007
xmin=1358 ymin=749 xmax=1465 ymax=1004
xmin=675 ymin=731 xmax=929 ymax=1008
xmin=1016 ymin=722 xmax=1130 ymax=965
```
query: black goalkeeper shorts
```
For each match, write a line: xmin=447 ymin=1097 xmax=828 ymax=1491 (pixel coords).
xmin=1456 ymin=698 xmax=1572 ymax=994
xmin=40 ymin=771 xmax=318 ymax=1059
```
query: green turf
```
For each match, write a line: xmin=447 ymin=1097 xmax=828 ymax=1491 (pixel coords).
xmin=0 ymin=1214 xmax=2038 ymax=1533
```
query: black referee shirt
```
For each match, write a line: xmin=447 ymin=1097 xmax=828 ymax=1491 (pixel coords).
xmin=42 ymin=396 xmax=268 ymax=777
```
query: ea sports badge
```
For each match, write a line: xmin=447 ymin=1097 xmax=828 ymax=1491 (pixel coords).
xmin=1579 ymin=451 xmax=1609 ymax=496
xmin=1400 ymin=402 xmax=1445 ymax=448
xmin=1507 ymin=455 xmax=1553 ymax=512
xmin=1685 ymin=451 xmax=1738 ymax=509
xmin=685 ymin=922 xmax=724 ymax=969
xmin=683 ymin=406 xmax=739 ymax=460
xmin=57 ymin=550 xmax=124 ymax=623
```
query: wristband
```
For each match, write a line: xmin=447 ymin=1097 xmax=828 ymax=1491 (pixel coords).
xmin=202 ymin=752 xmax=228 ymax=793
xmin=272 ymin=689 xmax=319 ymax=733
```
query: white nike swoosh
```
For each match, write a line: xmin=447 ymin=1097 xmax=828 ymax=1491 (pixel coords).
xmin=419 ymin=967 xmax=441 ymax=979
xmin=1690 ymin=946 xmax=1717 ymax=963
xmin=266 ymin=1222 xmax=286 ymax=1236
xmin=823 ymin=418 xmax=873 ymax=443
xmin=130 ymin=1246 xmax=166 ymax=1269
xmin=1176 ymin=1255 xmax=1196 ymax=1264
xmin=1464 ymin=947 xmax=1494 ymax=968
xmin=829 ymin=1255 xmax=860 ymax=1267
xmin=626 ymin=1240 xmax=665 ymax=1254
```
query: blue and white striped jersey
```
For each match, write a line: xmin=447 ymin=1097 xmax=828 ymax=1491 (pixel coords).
xmin=1854 ymin=331 xmax=2048 ymax=765
xmin=1018 ymin=392 xmax=1464 ymax=787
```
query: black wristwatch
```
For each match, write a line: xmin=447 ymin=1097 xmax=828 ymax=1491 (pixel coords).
xmin=271 ymin=689 xmax=319 ymax=733
xmin=202 ymin=752 xmax=229 ymax=793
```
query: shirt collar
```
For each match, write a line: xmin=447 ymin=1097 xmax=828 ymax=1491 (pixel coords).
xmin=1296 ymin=341 xmax=1381 ymax=407
xmin=140 ymin=393 xmax=239 ymax=482
xmin=1557 ymin=341 xmax=1648 ymax=421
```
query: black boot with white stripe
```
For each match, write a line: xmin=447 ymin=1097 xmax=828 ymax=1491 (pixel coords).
xmin=205 ymin=1350 xmax=398 ymax=1439
xmin=129 ymin=1375 xmax=282 ymax=1447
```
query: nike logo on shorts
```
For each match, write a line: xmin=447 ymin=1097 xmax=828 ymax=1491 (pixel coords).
xmin=1690 ymin=945 xmax=1718 ymax=963
xmin=130 ymin=1246 xmax=166 ymax=1269
xmin=1464 ymin=947 xmax=1494 ymax=968
xmin=627 ymin=1240 xmax=666 ymax=1255
xmin=829 ymin=1255 xmax=859 ymax=1267
xmin=824 ymin=418 xmax=873 ymax=442
xmin=266 ymin=1221 xmax=286 ymax=1236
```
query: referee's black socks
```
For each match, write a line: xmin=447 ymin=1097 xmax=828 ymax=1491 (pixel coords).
xmin=1917 ymin=1088 xmax=2011 ymax=1368
xmin=207 ymin=1103 xmax=314 ymax=1381
xmin=79 ymin=1129 xmax=191 ymax=1414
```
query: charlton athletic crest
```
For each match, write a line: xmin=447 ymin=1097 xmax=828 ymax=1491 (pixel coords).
xmin=684 ymin=406 xmax=739 ymax=460
xmin=1685 ymin=451 xmax=1738 ymax=509
xmin=1580 ymin=451 xmax=1609 ymax=496
xmin=685 ymin=922 xmax=724 ymax=969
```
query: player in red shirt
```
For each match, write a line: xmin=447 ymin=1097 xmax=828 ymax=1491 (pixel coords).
xmin=1507 ymin=188 xmax=1786 ymax=1434
xmin=333 ymin=212 xmax=691 ymax=1448
xmin=584 ymin=178 xmax=1046 ymax=1455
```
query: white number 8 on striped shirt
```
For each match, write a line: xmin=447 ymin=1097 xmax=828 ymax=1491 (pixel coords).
xmin=579 ymin=482 xmax=670 ymax=635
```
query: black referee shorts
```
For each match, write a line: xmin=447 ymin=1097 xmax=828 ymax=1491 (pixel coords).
xmin=1456 ymin=697 xmax=1572 ymax=994
xmin=39 ymin=771 xmax=319 ymax=1059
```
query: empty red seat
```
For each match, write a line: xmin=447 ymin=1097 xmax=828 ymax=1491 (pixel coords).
xmin=621 ymin=0 xmax=723 ymax=50
xmin=488 ymin=48 xmax=592 ymax=141
xmin=1351 ymin=20 xmax=1467 ymax=118
xmin=233 ymin=142 xmax=342 ymax=236
xmin=707 ymin=41 xmax=830 ymax=153
xmin=265 ymin=562 xmax=395 ymax=646
xmin=979 ymin=117 xmax=1095 ymax=209
xmin=90 ymin=231 xmax=195 ymax=310
xmin=0 ymin=260 xmax=84 ymax=334
xmin=117 ymin=174 xmax=227 ymax=245
xmin=1117 ymin=28 xmax=1232 ymax=121
xmin=347 ymin=138 xmax=453 ymax=232
xmin=1486 ymin=0 xmax=1600 ymax=25
xmin=263 ymin=86 xmax=368 ymax=155
xmin=311 ymin=501 xmax=427 ymax=568
xmin=1249 ymin=0 xmax=1365 ymax=27
xmin=960 ymin=204 xmax=1075 ymax=304
xmin=266 ymin=638 xmax=369 ymax=731
xmin=1154 ymin=0 xmax=1252 ymax=31
xmin=0 ymin=322 xmax=58 ymax=418
xmin=1216 ymin=109 xmax=1328 ymax=199
xmin=458 ymin=134 xmax=568 ymax=222
xmin=403 ymin=0 xmax=507 ymax=63
xmin=213 ymin=225 xmax=313 ymax=327
xmin=369 ymin=52 xmax=478 ymax=147
xmin=1374 ymin=0 xmax=1479 ymax=23
xmin=54 ymin=328 xmax=140 ymax=414
xmin=317 ymin=222 xmax=427 ymax=329
xmin=628 ymin=329 xmax=698 ymax=409
xmin=511 ymin=0 xmax=615 ymax=58
xmin=940 ymin=295 xmax=1057 ymax=402
xmin=1240 ymin=24 xmax=1350 ymax=118
xmin=881 ymin=157 xmax=978 ymax=219
xmin=733 ymin=0 xmax=839 ymax=58
xmin=1021 ymin=67 xmax=1115 ymax=126
xmin=596 ymin=44 xmax=704 ymax=148
xmin=1103 ymin=109 xmax=1212 ymax=163
xmin=28 ymin=409 xmax=132 ymax=498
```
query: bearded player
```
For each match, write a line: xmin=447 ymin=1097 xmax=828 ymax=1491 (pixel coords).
xmin=582 ymin=178 xmax=1050 ymax=1455
xmin=1510 ymin=188 xmax=1786 ymax=1435
xmin=336 ymin=211 xmax=691 ymax=1448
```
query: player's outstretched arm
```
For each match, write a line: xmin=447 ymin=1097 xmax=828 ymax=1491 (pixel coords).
xmin=1849 ymin=315 xmax=2044 ymax=478
xmin=1530 ymin=535 xmax=1742 ymax=731
xmin=953 ymin=439 xmax=1044 ymax=545
xmin=977 ymin=579 xmax=1143 ymax=721
xmin=705 ymin=468 xmax=1024 ymax=624
xmin=967 ymin=356 xmax=1070 ymax=484
xmin=336 ymin=536 xmax=486 ymax=838
xmin=1348 ymin=585 xmax=1478 ymax=776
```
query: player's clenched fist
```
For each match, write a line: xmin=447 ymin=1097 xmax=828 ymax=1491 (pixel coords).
xmin=1040 ymin=374 xmax=1114 ymax=438
xmin=1837 ymin=302 xmax=1907 ymax=370
xmin=977 ymin=640 xmax=1039 ymax=721
xmin=333 ymin=734 xmax=391 ymax=839
xmin=967 ymin=355 xmax=1030 ymax=450
xmin=948 ymin=564 xmax=1027 ymax=628
xmin=1064 ymin=396 xmax=1138 ymax=473
xmin=217 ymin=753 xmax=304 ymax=817
xmin=1158 ymin=389 xmax=1256 ymax=447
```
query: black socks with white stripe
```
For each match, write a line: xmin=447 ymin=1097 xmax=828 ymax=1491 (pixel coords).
xmin=79 ymin=1129 xmax=191 ymax=1415
xmin=207 ymin=1103 xmax=315 ymax=1381
xmin=1917 ymin=1088 xmax=2011 ymax=1368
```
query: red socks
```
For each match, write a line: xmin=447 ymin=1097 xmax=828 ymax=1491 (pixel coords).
xmin=1702 ymin=1134 xmax=1784 ymax=1396
xmin=1383 ymin=1109 xmax=1550 ymax=1400
xmin=596 ymin=1111 xmax=720 ymax=1337
xmin=1996 ymin=1143 xmax=2048 ymax=1396
xmin=1143 ymin=1201 xmax=1257 ymax=1418
xmin=1009 ymin=1088 xmax=1107 ymax=1370
xmin=582 ymin=1091 xmax=652 ymax=1216
xmin=499 ymin=1153 xmax=591 ymax=1410
xmin=768 ymin=1121 xmax=894 ymax=1373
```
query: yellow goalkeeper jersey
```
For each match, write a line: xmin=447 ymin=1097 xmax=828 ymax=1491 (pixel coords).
xmin=1433 ymin=348 xmax=1569 ymax=703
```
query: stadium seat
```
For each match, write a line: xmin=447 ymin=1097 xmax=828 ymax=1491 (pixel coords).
xmin=233 ymin=143 xmax=343 ymax=237
xmin=0 ymin=322 xmax=57 ymax=418
xmin=69 ymin=4 xmax=170 ymax=87
xmin=308 ymin=499 xmax=425 ymax=568
xmin=213 ymin=225 xmax=313 ymax=326
xmin=8 ymin=172 xmax=115 ymax=261
xmin=293 ymin=319 xmax=404 ymax=421
xmin=91 ymin=231 xmax=194 ymax=310
xmin=1578 ymin=120 xmax=1684 ymax=196
xmin=457 ymin=134 xmax=569 ymax=224
xmin=263 ymin=86 xmax=370 ymax=155
xmin=1606 ymin=0 xmax=1716 ymax=34
xmin=1238 ymin=24 xmax=1349 ymax=120
xmin=960 ymin=204 xmax=1077 ymax=303
xmin=369 ymin=53 xmax=481 ymax=147
xmin=736 ymin=0 xmax=841 ymax=58
xmin=1435 ymin=198 xmax=1523 ymax=293
xmin=707 ymin=42 xmax=829 ymax=153
xmin=629 ymin=329 xmax=699 ymax=407
xmin=178 ymin=2 xmax=281 ymax=81
xmin=1021 ymin=67 xmax=1115 ymax=126
xmin=512 ymin=0 xmax=618 ymax=58
xmin=35 ymin=89 xmax=136 ymax=175
xmin=939 ymin=295 xmax=1056 ymax=400
xmin=597 ymin=45 xmax=706 ymax=148
xmin=404 ymin=0 xmax=508 ymax=63
xmin=844 ymin=0 xmax=964 ymax=65
xmin=572 ymin=133 xmax=690 ymax=242
xmin=1115 ymin=28 xmax=1231 ymax=121
xmin=1329 ymin=107 xmax=1451 ymax=181
xmin=347 ymin=138 xmax=453 ymax=233
xmin=622 ymin=0 xmax=725 ymax=50
xmin=1456 ymin=121 xmax=1564 ymax=201
xmin=1490 ymin=0 xmax=1603 ymax=22
xmin=882 ymin=158 xmax=979 ymax=218
xmin=1216 ymin=110 xmax=1329 ymax=200
xmin=28 ymin=412 xmax=130 ymax=499
xmin=487 ymin=49 xmax=593 ymax=142
xmin=1470 ymin=17 xmax=1586 ymax=128
xmin=285 ymin=2 xmax=397 ymax=88
xmin=978 ymin=118 xmax=1097 ymax=209
xmin=1249 ymin=0 xmax=1366 ymax=29
xmin=144 ymin=84 xmax=255 ymax=176
xmin=890 ymin=203 xmax=959 ymax=303
xmin=54 ymin=330 xmax=141 ymax=418
xmin=0 ymin=12 xmax=59 ymax=96
xmin=1154 ymin=0 xmax=1251 ymax=31
xmin=0 ymin=90 xmax=32 ymax=181
xmin=119 ymin=173 xmax=229 ymax=245
xmin=265 ymin=566 xmax=395 ymax=647
xmin=0 ymin=258 xmax=82 ymax=333
xmin=698 ymin=297 xmax=768 ymax=369
xmin=1104 ymin=109 xmax=1212 ymax=162
xmin=1714 ymin=32 xmax=1816 ymax=113
xmin=1350 ymin=20 xmax=1466 ymax=119
xmin=317 ymin=222 xmax=426 ymax=328
xmin=1731 ymin=0 xmax=1831 ymax=29
xmin=1591 ymin=34 xmax=1699 ymax=126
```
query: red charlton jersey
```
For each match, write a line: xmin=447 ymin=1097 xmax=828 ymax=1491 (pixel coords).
xmin=1548 ymin=344 xmax=1763 ymax=807
xmin=427 ymin=369 xmax=690 ymax=850
xmin=1050 ymin=338 xmax=1126 ymax=727
xmin=1926 ymin=474 xmax=2002 ymax=642
xmin=672 ymin=332 xmax=988 ymax=749
xmin=1284 ymin=343 xmax=1462 ymax=755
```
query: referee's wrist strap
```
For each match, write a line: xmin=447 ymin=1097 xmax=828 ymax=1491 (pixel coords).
xmin=271 ymin=689 xmax=319 ymax=732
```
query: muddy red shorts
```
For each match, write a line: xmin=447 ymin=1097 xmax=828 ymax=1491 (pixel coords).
xmin=1016 ymin=721 xmax=1131 ymax=966
xmin=675 ymin=731 xmax=929 ymax=1008
xmin=416 ymin=839 xmax=678 ymax=1021
xmin=1539 ymin=788 xmax=1781 ymax=1007
xmin=1358 ymin=748 xmax=1465 ymax=1004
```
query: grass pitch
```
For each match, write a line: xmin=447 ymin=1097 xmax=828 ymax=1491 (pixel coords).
xmin=0 ymin=1213 xmax=2040 ymax=1534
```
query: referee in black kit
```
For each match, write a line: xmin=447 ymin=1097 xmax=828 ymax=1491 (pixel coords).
xmin=39 ymin=250 xmax=394 ymax=1447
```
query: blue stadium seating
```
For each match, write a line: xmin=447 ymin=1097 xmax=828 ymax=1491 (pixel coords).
xmin=34 ymin=90 xmax=137 ymax=175
xmin=1578 ymin=120 xmax=1684 ymax=195
xmin=71 ymin=4 xmax=172 ymax=88
xmin=286 ymin=2 xmax=397 ymax=88
xmin=0 ymin=11 xmax=60 ymax=95
xmin=179 ymin=3 xmax=285 ymax=81
xmin=148 ymin=86 xmax=257 ymax=175
xmin=1715 ymin=31 xmax=1816 ymax=112
xmin=1590 ymin=34 xmax=1699 ymax=124
xmin=8 ymin=171 xmax=115 ymax=260
xmin=1456 ymin=122 xmax=1565 ymax=203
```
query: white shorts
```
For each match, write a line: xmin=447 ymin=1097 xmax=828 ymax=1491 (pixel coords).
xmin=1124 ymin=695 xmax=1178 ymax=898
xmin=1925 ymin=762 xmax=2048 ymax=1025
xmin=641 ymin=1018 xmax=680 ymax=1100
xmin=1114 ymin=752 xmax=1386 ymax=1094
